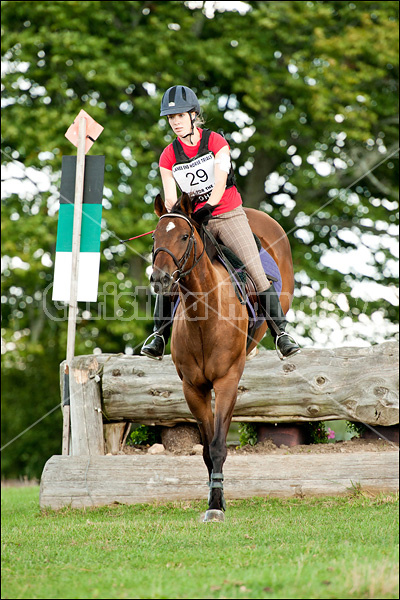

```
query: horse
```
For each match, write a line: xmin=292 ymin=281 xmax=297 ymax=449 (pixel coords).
xmin=151 ymin=193 xmax=294 ymax=521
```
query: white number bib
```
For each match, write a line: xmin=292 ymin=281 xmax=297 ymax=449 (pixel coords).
xmin=172 ymin=151 xmax=215 ymax=202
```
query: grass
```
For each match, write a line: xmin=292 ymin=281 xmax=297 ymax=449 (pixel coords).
xmin=1 ymin=487 xmax=399 ymax=599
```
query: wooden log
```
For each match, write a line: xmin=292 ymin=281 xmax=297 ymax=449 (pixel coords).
xmin=71 ymin=341 xmax=398 ymax=426
xmin=39 ymin=451 xmax=399 ymax=509
xmin=68 ymin=355 xmax=104 ymax=455
xmin=104 ymin=422 xmax=131 ymax=454
xmin=256 ymin=423 xmax=309 ymax=447
xmin=361 ymin=424 xmax=399 ymax=444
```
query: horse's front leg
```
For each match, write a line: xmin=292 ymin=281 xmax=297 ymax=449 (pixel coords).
xmin=206 ymin=365 xmax=244 ymax=520
xmin=182 ymin=380 xmax=214 ymax=478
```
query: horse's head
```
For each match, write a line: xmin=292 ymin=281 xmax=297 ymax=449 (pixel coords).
xmin=151 ymin=194 xmax=203 ymax=294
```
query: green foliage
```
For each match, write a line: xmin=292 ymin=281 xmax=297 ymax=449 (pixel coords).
xmin=346 ymin=420 xmax=367 ymax=437
xmin=1 ymin=355 xmax=62 ymax=479
xmin=238 ymin=422 xmax=258 ymax=447
xmin=127 ymin=424 xmax=162 ymax=446
xmin=305 ymin=421 xmax=329 ymax=444
xmin=2 ymin=487 xmax=399 ymax=599
xmin=1 ymin=0 xmax=398 ymax=477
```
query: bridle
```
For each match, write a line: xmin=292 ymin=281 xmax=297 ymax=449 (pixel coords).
xmin=152 ymin=213 xmax=205 ymax=282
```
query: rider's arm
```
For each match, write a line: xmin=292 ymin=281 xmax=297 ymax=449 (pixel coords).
xmin=160 ymin=167 xmax=178 ymax=212
xmin=206 ymin=146 xmax=230 ymax=208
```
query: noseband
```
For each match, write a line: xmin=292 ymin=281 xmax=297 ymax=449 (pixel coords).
xmin=152 ymin=213 xmax=205 ymax=282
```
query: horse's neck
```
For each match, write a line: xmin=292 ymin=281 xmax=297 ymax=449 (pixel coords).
xmin=179 ymin=254 xmax=222 ymax=321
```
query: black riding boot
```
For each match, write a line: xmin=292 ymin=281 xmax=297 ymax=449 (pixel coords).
xmin=141 ymin=294 xmax=174 ymax=360
xmin=258 ymin=284 xmax=300 ymax=359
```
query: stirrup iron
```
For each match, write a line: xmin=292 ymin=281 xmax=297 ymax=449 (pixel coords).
xmin=140 ymin=332 xmax=166 ymax=361
xmin=275 ymin=332 xmax=301 ymax=361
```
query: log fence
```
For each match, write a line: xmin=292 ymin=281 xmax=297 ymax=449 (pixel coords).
xmin=40 ymin=341 xmax=399 ymax=508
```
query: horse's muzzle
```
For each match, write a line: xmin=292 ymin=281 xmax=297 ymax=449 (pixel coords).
xmin=150 ymin=269 xmax=174 ymax=294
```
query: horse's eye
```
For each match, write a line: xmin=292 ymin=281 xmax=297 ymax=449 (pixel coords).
xmin=182 ymin=234 xmax=189 ymax=241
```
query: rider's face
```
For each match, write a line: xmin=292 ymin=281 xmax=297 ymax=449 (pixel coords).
xmin=167 ymin=112 xmax=194 ymax=138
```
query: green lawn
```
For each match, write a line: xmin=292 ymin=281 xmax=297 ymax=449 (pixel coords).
xmin=2 ymin=487 xmax=398 ymax=599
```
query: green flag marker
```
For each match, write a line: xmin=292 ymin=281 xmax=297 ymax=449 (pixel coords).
xmin=52 ymin=156 xmax=105 ymax=302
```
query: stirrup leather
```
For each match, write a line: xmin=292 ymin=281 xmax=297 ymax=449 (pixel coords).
xmin=140 ymin=332 xmax=166 ymax=361
xmin=275 ymin=332 xmax=301 ymax=361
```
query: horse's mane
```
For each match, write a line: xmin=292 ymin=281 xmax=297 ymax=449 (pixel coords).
xmin=170 ymin=200 xmax=188 ymax=216
xmin=170 ymin=198 xmax=197 ymax=224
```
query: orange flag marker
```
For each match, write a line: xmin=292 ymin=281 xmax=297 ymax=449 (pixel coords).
xmin=65 ymin=109 xmax=104 ymax=153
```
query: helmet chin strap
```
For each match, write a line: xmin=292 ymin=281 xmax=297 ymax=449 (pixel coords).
xmin=180 ymin=113 xmax=196 ymax=145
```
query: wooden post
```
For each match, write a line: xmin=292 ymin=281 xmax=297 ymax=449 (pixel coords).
xmin=104 ymin=423 xmax=132 ymax=455
xmin=61 ymin=367 xmax=71 ymax=455
xmin=69 ymin=356 xmax=105 ymax=456
xmin=62 ymin=116 xmax=87 ymax=455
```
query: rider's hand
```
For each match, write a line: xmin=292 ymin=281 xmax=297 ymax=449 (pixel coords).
xmin=191 ymin=203 xmax=214 ymax=227
xmin=165 ymin=198 xmax=177 ymax=212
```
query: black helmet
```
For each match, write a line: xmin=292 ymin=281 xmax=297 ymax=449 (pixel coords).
xmin=160 ymin=85 xmax=200 ymax=116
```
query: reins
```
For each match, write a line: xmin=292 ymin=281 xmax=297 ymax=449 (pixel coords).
xmin=152 ymin=213 xmax=206 ymax=282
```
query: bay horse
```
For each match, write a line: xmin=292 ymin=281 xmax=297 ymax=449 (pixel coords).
xmin=151 ymin=193 xmax=294 ymax=521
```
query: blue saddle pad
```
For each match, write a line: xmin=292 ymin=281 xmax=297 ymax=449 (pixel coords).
xmin=259 ymin=247 xmax=282 ymax=296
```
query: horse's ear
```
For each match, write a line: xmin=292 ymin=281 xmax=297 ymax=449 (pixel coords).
xmin=179 ymin=193 xmax=193 ymax=217
xmin=154 ymin=194 xmax=167 ymax=217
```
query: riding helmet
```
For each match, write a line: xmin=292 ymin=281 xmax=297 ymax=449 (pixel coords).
xmin=160 ymin=85 xmax=200 ymax=116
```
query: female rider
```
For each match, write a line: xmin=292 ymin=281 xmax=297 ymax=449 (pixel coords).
xmin=141 ymin=85 xmax=300 ymax=360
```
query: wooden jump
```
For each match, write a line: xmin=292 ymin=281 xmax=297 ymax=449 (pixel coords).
xmin=39 ymin=341 xmax=399 ymax=509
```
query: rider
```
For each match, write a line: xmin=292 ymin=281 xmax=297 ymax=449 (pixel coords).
xmin=141 ymin=85 xmax=300 ymax=360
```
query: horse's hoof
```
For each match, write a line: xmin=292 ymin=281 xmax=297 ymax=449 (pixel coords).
xmin=203 ymin=509 xmax=225 ymax=523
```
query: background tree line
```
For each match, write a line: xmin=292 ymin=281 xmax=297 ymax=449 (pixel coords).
xmin=1 ymin=0 xmax=398 ymax=478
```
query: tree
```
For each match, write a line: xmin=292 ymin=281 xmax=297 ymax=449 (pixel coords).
xmin=1 ymin=0 xmax=398 ymax=477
